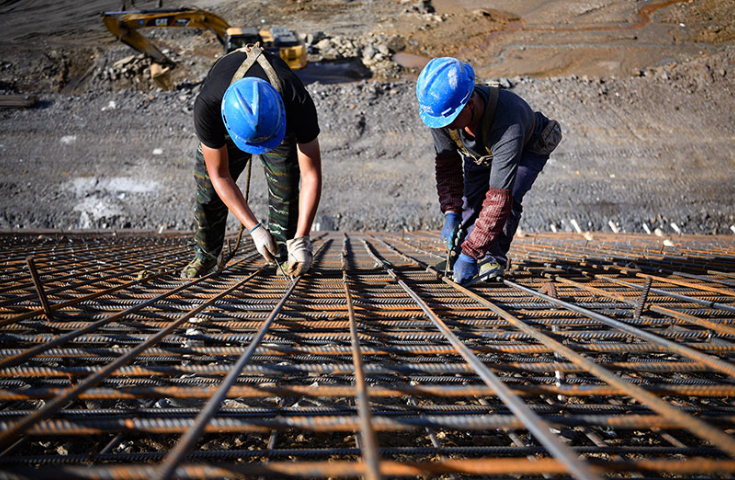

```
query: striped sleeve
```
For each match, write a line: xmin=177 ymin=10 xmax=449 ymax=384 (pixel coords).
xmin=461 ymin=187 xmax=512 ymax=259
xmin=435 ymin=152 xmax=464 ymax=213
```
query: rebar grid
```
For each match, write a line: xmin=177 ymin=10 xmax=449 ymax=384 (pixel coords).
xmin=1 ymin=230 xmax=735 ymax=479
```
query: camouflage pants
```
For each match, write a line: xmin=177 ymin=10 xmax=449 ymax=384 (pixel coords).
xmin=192 ymin=135 xmax=300 ymax=262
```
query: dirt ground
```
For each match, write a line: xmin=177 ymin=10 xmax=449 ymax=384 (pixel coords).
xmin=0 ymin=0 xmax=734 ymax=235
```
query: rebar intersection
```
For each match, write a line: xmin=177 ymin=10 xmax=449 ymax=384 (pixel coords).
xmin=1 ymin=230 xmax=734 ymax=479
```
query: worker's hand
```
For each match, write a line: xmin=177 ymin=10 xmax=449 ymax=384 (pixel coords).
xmin=250 ymin=223 xmax=278 ymax=263
xmin=287 ymin=236 xmax=313 ymax=276
xmin=441 ymin=211 xmax=461 ymax=250
xmin=453 ymin=253 xmax=478 ymax=285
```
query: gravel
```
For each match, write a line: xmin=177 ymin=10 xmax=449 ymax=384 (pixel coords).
xmin=1 ymin=1 xmax=734 ymax=236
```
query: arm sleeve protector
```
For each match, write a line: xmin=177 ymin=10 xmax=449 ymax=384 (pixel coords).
xmin=461 ymin=187 xmax=512 ymax=259
xmin=435 ymin=152 xmax=464 ymax=213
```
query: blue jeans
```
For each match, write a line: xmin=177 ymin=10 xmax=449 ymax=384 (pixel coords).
xmin=460 ymin=150 xmax=548 ymax=266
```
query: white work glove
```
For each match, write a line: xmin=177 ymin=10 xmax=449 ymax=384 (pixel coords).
xmin=249 ymin=223 xmax=278 ymax=263
xmin=286 ymin=236 xmax=313 ymax=276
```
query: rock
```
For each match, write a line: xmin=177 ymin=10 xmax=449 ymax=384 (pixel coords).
xmin=362 ymin=45 xmax=378 ymax=61
xmin=314 ymin=38 xmax=334 ymax=52
xmin=416 ymin=0 xmax=434 ymax=14
xmin=304 ymin=31 xmax=327 ymax=45
xmin=113 ymin=55 xmax=137 ymax=69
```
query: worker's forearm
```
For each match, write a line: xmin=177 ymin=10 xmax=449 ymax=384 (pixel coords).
xmin=294 ymin=138 xmax=322 ymax=238
xmin=296 ymin=172 xmax=321 ymax=238
xmin=210 ymin=176 xmax=258 ymax=231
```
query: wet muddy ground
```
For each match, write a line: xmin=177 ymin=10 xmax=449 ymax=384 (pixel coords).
xmin=0 ymin=0 xmax=733 ymax=235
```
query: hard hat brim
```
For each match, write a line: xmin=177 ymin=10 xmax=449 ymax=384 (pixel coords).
xmin=231 ymin=117 xmax=287 ymax=154
xmin=419 ymin=103 xmax=464 ymax=129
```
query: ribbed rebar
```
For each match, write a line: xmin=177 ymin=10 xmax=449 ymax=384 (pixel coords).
xmin=0 ymin=230 xmax=734 ymax=478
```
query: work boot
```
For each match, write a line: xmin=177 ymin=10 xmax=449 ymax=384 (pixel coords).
xmin=180 ymin=256 xmax=217 ymax=279
xmin=477 ymin=261 xmax=505 ymax=282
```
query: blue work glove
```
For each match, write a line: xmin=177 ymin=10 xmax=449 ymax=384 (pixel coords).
xmin=453 ymin=253 xmax=478 ymax=285
xmin=440 ymin=211 xmax=461 ymax=249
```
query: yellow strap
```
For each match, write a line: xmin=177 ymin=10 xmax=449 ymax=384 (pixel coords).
xmin=448 ymin=128 xmax=463 ymax=152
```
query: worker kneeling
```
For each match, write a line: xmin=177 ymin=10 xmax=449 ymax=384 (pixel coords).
xmin=416 ymin=57 xmax=562 ymax=286
xmin=182 ymin=46 xmax=322 ymax=278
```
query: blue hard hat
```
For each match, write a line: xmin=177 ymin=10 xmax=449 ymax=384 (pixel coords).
xmin=416 ymin=57 xmax=475 ymax=128
xmin=221 ymin=77 xmax=286 ymax=154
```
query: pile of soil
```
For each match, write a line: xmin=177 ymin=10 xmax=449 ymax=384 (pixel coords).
xmin=0 ymin=0 xmax=733 ymax=235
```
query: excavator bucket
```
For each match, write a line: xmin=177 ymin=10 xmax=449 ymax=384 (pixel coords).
xmin=150 ymin=63 xmax=173 ymax=90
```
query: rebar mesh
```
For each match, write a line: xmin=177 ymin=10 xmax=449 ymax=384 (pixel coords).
xmin=1 ymin=229 xmax=734 ymax=479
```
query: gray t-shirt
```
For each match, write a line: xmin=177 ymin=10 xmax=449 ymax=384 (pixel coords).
xmin=431 ymin=86 xmax=537 ymax=190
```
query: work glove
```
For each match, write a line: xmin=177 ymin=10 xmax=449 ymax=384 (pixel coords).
xmin=441 ymin=211 xmax=461 ymax=250
xmin=453 ymin=253 xmax=479 ymax=285
xmin=287 ymin=236 xmax=313 ymax=276
xmin=249 ymin=223 xmax=278 ymax=263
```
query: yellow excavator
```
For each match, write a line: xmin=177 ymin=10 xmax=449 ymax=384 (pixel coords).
xmin=102 ymin=7 xmax=307 ymax=89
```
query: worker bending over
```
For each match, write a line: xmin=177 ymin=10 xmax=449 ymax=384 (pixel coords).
xmin=416 ymin=57 xmax=562 ymax=285
xmin=181 ymin=45 xmax=322 ymax=278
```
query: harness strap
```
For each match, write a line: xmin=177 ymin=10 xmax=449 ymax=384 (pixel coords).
xmin=479 ymin=86 xmax=500 ymax=156
xmin=229 ymin=43 xmax=283 ymax=95
xmin=448 ymin=128 xmax=462 ymax=152
xmin=524 ymin=114 xmax=536 ymax=147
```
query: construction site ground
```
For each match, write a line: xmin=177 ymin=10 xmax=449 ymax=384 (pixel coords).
xmin=0 ymin=0 xmax=733 ymax=235
xmin=1 ymin=230 xmax=735 ymax=478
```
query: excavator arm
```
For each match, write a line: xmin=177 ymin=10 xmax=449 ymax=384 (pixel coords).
xmin=101 ymin=7 xmax=307 ymax=88
xmin=101 ymin=8 xmax=231 ymax=66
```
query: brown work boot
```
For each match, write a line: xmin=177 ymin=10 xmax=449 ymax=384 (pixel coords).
xmin=180 ymin=256 xmax=217 ymax=279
